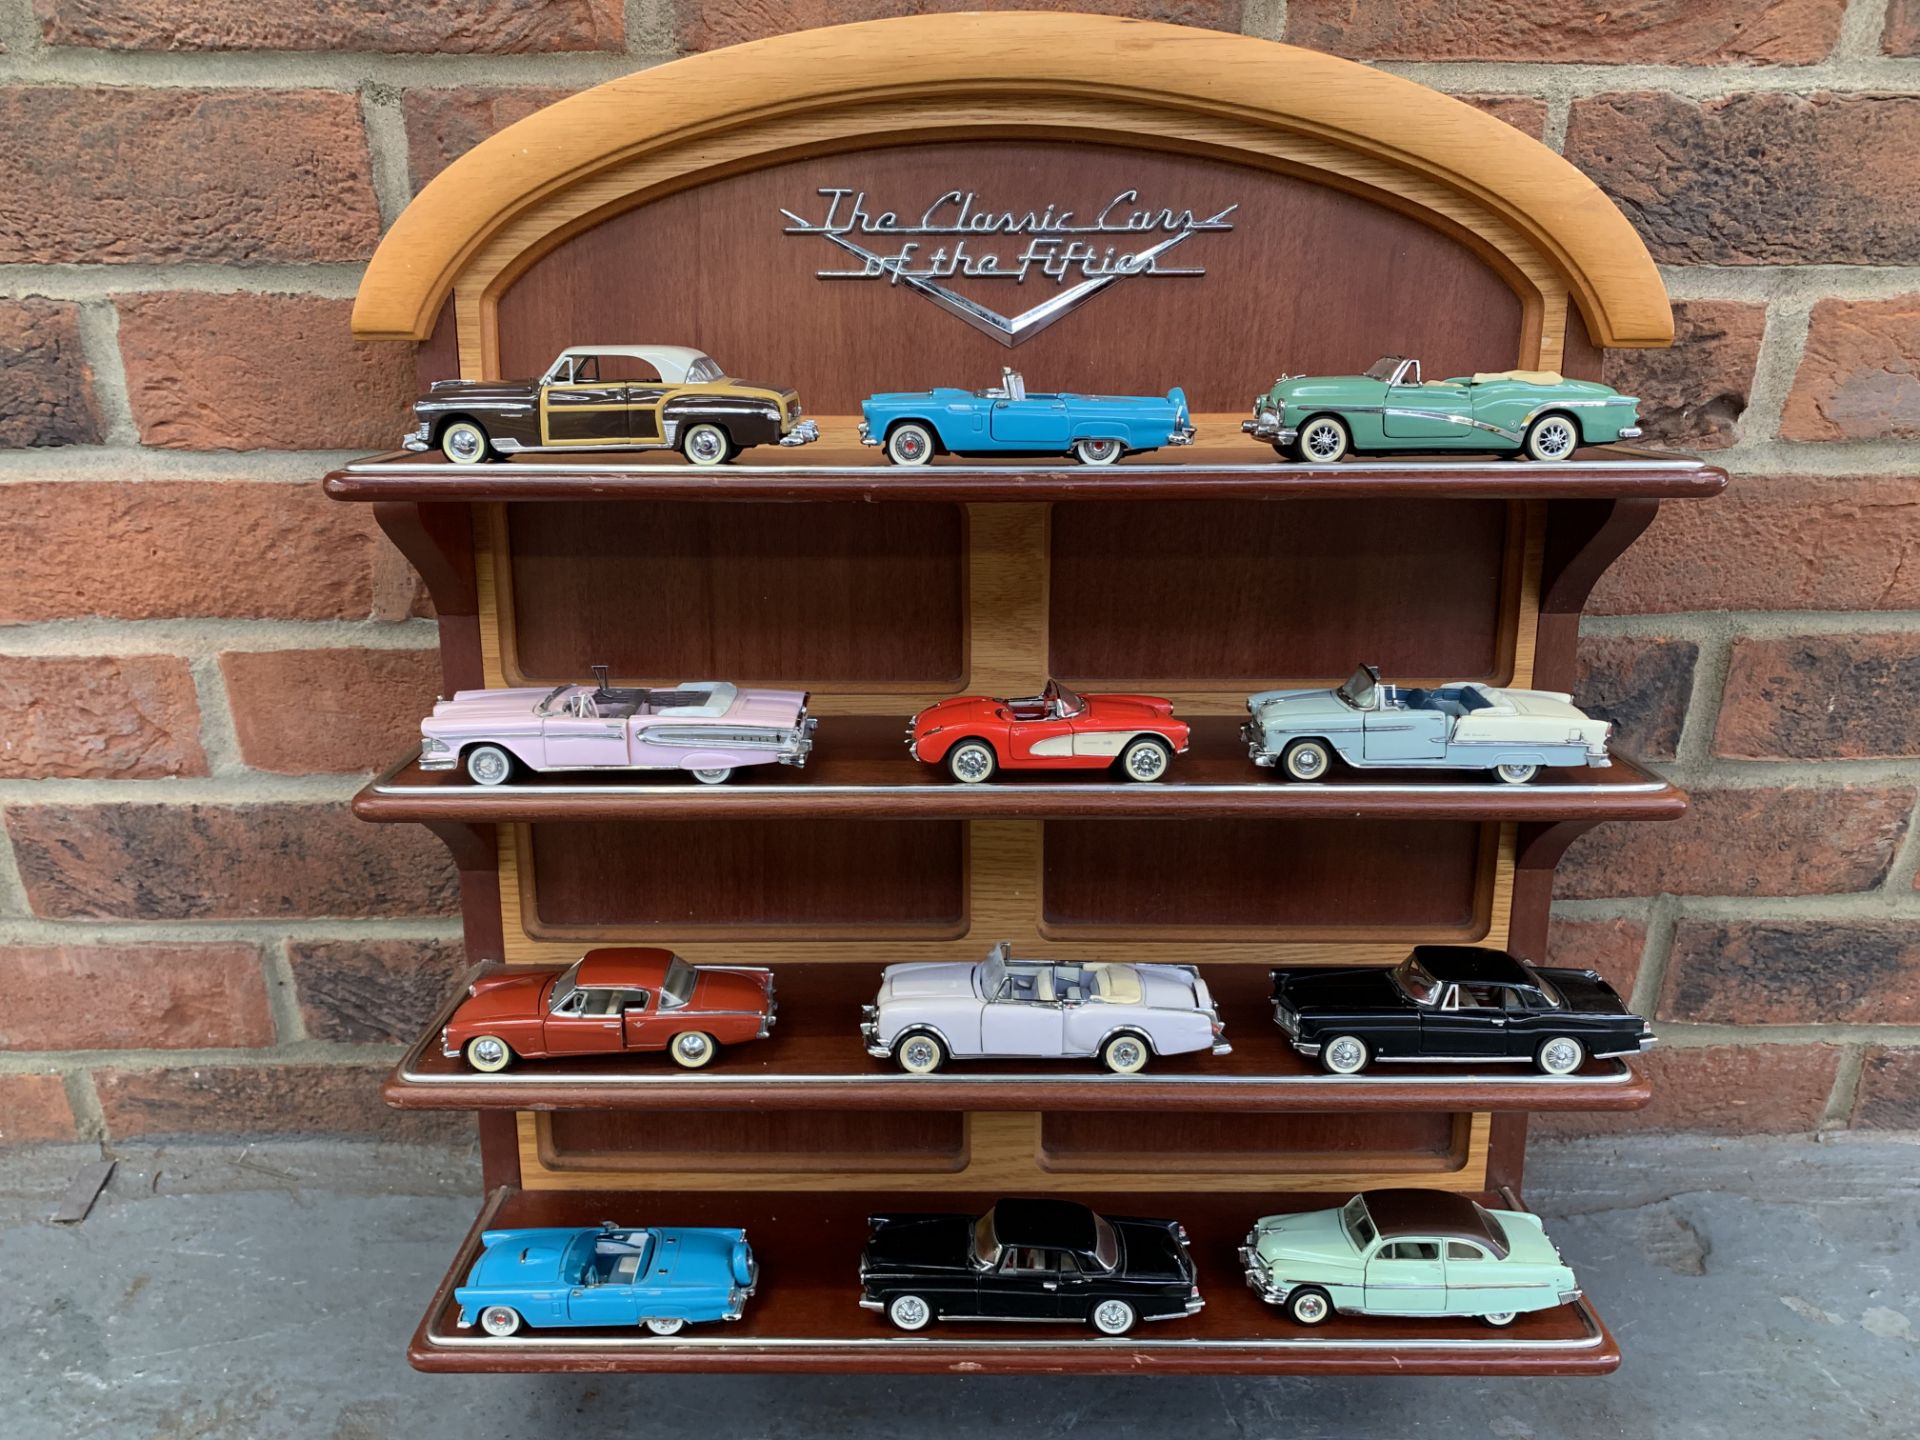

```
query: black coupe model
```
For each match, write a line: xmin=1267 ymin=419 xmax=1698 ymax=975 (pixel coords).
xmin=858 ymin=1198 xmax=1204 ymax=1335
xmin=1270 ymin=946 xmax=1655 ymax=1077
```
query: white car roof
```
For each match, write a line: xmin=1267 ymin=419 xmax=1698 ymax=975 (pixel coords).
xmin=553 ymin=345 xmax=718 ymax=383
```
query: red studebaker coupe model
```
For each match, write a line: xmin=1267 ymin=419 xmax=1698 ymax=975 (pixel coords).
xmin=906 ymin=679 xmax=1190 ymax=784
xmin=445 ymin=949 xmax=774 ymax=1071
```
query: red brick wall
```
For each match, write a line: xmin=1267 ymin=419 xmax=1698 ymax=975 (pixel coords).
xmin=1 ymin=1 xmax=1914 ymax=1142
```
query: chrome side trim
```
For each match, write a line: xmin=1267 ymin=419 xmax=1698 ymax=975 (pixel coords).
xmin=343 ymin=455 xmax=1716 ymax=477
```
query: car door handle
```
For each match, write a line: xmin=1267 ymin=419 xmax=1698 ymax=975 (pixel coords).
xmin=1490 ymin=1018 xmax=1507 ymax=1026
xmin=1042 ymin=1281 xmax=1058 ymax=1291
xmin=602 ymin=1022 xmax=622 ymax=1030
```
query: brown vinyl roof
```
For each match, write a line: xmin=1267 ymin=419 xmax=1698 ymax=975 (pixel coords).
xmin=1360 ymin=1188 xmax=1510 ymax=1259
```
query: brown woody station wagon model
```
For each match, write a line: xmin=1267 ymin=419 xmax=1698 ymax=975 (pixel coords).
xmin=404 ymin=344 xmax=820 ymax=466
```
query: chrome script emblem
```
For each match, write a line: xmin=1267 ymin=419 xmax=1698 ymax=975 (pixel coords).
xmin=781 ymin=187 xmax=1237 ymax=347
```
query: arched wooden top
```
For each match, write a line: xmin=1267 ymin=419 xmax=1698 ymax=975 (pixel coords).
xmin=352 ymin=12 xmax=1669 ymax=351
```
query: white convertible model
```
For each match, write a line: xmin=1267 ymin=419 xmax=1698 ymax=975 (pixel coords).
xmin=860 ymin=942 xmax=1231 ymax=1075
xmin=1244 ymin=664 xmax=1612 ymax=784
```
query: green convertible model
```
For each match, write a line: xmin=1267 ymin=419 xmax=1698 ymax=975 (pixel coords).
xmin=1239 ymin=1189 xmax=1582 ymax=1328
xmin=1243 ymin=356 xmax=1642 ymax=463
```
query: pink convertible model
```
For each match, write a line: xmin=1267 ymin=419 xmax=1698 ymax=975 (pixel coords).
xmin=420 ymin=668 xmax=816 ymax=786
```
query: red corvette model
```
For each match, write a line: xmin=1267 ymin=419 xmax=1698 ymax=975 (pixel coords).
xmin=444 ymin=949 xmax=774 ymax=1071
xmin=906 ymin=679 xmax=1190 ymax=784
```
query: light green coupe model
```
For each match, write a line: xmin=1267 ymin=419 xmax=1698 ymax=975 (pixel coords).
xmin=1243 ymin=356 xmax=1642 ymax=463
xmin=1240 ymin=1189 xmax=1581 ymax=1328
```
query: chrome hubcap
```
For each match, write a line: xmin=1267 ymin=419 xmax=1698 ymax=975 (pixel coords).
xmin=1328 ymin=1038 xmax=1364 ymax=1072
xmin=893 ymin=1296 xmax=928 ymax=1327
xmin=470 ymin=750 xmax=507 ymax=783
xmin=447 ymin=428 xmax=481 ymax=460
xmin=473 ymin=1039 xmax=504 ymax=1064
xmin=952 ymin=746 xmax=991 ymax=782
xmin=481 ymin=1308 xmax=516 ymax=1335
xmin=893 ymin=431 xmax=927 ymax=462
xmin=1486 ymin=1312 xmax=1517 ymax=1326
xmin=1535 ymin=421 xmax=1574 ymax=458
xmin=678 ymin=1035 xmax=707 ymax=1058
xmin=688 ymin=429 xmax=724 ymax=462
xmin=1543 ymin=1039 xmax=1580 ymax=1073
xmin=646 ymin=1318 xmax=684 ymax=1335
xmin=1295 ymin=1294 xmax=1328 ymax=1323
xmin=903 ymin=1038 xmax=937 ymax=1071
xmin=691 ymin=768 xmax=731 ymax=785
xmin=1094 ymin=1301 xmax=1131 ymax=1333
xmin=1498 ymin=764 xmax=1538 ymax=784
xmin=1125 ymin=745 xmax=1167 ymax=780
xmin=1289 ymin=747 xmax=1325 ymax=778
xmin=1305 ymin=423 xmax=1342 ymax=459
xmin=1110 ymin=1040 xmax=1144 ymax=1070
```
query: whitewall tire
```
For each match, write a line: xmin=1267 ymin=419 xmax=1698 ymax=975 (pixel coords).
xmin=886 ymin=423 xmax=936 ymax=466
xmin=465 ymin=1035 xmax=513 ymax=1073
xmin=670 ymin=1032 xmax=716 ymax=1069
xmin=945 ymin=740 xmax=997 ymax=785
xmin=1293 ymin=415 xmax=1350 ymax=463
xmin=1321 ymin=1034 xmax=1370 ymax=1076
xmin=479 ymin=1305 xmax=522 ymax=1336
xmin=681 ymin=423 xmax=733 ymax=467
xmin=440 ymin=420 xmax=491 ymax=465
xmin=1118 ymin=736 xmax=1172 ymax=783
xmin=1536 ymin=1036 xmax=1585 ymax=1077
xmin=1281 ymin=739 xmax=1333 ymax=783
xmin=888 ymin=1294 xmax=933 ymax=1331
xmin=894 ymin=1032 xmax=946 ymax=1075
xmin=465 ymin=744 xmax=515 ymax=786
xmin=1073 ymin=437 xmax=1123 ymax=466
xmin=1101 ymin=1033 xmax=1151 ymax=1075
xmin=1091 ymin=1299 xmax=1137 ymax=1335
xmin=1522 ymin=413 xmax=1579 ymax=462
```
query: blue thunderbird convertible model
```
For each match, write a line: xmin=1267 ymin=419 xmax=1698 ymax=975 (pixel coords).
xmin=859 ymin=368 xmax=1194 ymax=465
xmin=455 ymin=1221 xmax=758 ymax=1337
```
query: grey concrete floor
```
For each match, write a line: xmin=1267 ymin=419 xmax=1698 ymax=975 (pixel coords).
xmin=2 ymin=1135 xmax=1916 ymax=1439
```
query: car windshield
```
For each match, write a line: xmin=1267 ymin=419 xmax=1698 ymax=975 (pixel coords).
xmin=548 ymin=960 xmax=584 ymax=1012
xmin=1341 ymin=1195 xmax=1377 ymax=1252
xmin=972 ymin=1210 xmax=1002 ymax=1268
xmin=977 ymin=945 xmax=1009 ymax=999
xmin=580 ymin=1229 xmax=653 ymax=1286
xmin=1334 ymin=665 xmax=1378 ymax=710
xmin=660 ymin=955 xmax=696 ymax=1008
xmin=1363 ymin=356 xmax=1408 ymax=383
xmin=684 ymin=355 xmax=725 ymax=383
xmin=1393 ymin=955 xmax=1442 ymax=1005
xmin=1048 ymin=680 xmax=1086 ymax=718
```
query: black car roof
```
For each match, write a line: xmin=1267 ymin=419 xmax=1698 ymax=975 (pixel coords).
xmin=1361 ymin=1188 xmax=1510 ymax=1259
xmin=1409 ymin=946 xmax=1536 ymax=987
xmin=988 ymin=1199 xmax=1098 ymax=1253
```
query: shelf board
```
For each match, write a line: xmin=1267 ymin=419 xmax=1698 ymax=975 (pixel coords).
xmin=326 ymin=438 xmax=1727 ymax=505
xmin=411 ymin=1185 xmax=1620 ymax=1375
xmin=356 ymin=717 xmax=1685 ymax=824
xmin=388 ymin=962 xmax=1652 ymax=1113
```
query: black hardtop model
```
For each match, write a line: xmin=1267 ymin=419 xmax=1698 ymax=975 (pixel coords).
xmin=1269 ymin=945 xmax=1655 ymax=1077
xmin=858 ymin=1198 xmax=1203 ymax=1336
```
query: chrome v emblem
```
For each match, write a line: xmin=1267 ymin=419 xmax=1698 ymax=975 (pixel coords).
xmin=780 ymin=207 xmax=1237 ymax=348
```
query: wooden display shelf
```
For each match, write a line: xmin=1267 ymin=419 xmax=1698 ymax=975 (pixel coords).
xmin=388 ymin=961 xmax=1652 ymax=1113
xmin=410 ymin=1184 xmax=1619 ymax=1375
xmin=356 ymin=718 xmax=1685 ymax=824
xmin=327 ymin=444 xmax=1727 ymax=505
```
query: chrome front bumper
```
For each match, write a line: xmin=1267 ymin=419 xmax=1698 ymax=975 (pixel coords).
xmin=1237 ymin=1243 xmax=1289 ymax=1305
xmin=1210 ymin=1041 xmax=1234 ymax=1056
xmin=860 ymin=1008 xmax=890 ymax=1058
xmin=856 ymin=421 xmax=878 ymax=446
xmin=402 ymin=421 xmax=432 ymax=452
xmin=1242 ymin=723 xmax=1278 ymax=767
xmin=779 ymin=419 xmax=821 ymax=446
xmin=1241 ymin=414 xmax=1297 ymax=445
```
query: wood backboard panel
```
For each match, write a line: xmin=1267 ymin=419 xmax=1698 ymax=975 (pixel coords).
xmin=494 ymin=141 xmax=1525 ymax=414
xmin=1041 ymin=1111 xmax=1465 ymax=1167
xmin=1051 ymin=500 xmax=1516 ymax=682
xmin=504 ymin=501 xmax=966 ymax=684
xmin=1041 ymin=819 xmax=1490 ymax=934
xmin=525 ymin=819 xmax=968 ymax=934
xmin=542 ymin=1109 xmax=968 ymax=1172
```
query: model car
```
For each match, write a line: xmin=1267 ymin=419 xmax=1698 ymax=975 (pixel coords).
xmin=455 ymin=1220 xmax=758 ymax=1336
xmin=1242 ymin=357 xmax=1641 ymax=462
xmin=403 ymin=344 xmax=819 ymax=465
xmin=860 ymin=941 xmax=1229 ymax=1074
xmin=420 ymin=667 xmax=816 ymax=786
xmin=445 ymin=948 xmax=776 ymax=1072
xmin=1243 ymin=664 xmax=1611 ymax=784
xmin=907 ymin=679 xmax=1188 ymax=784
xmin=858 ymin=367 xmax=1194 ymax=465
xmin=1240 ymin=1189 xmax=1580 ymax=1328
xmin=1270 ymin=946 xmax=1654 ymax=1076
xmin=859 ymin=1198 xmax=1203 ymax=1334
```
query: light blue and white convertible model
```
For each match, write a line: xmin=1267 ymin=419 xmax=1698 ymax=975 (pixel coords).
xmin=859 ymin=368 xmax=1194 ymax=465
xmin=454 ymin=1221 xmax=757 ymax=1337
xmin=1244 ymin=664 xmax=1612 ymax=784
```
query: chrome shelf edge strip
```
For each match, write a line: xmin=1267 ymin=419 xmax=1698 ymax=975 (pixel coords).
xmin=347 ymin=457 xmax=1709 ymax=478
